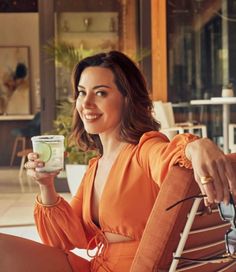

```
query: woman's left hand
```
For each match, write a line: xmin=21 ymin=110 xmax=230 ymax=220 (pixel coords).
xmin=185 ymin=138 xmax=236 ymax=205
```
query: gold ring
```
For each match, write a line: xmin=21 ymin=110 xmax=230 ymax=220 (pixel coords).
xmin=200 ymin=176 xmax=214 ymax=185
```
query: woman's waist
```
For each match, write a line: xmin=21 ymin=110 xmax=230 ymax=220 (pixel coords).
xmin=87 ymin=230 xmax=139 ymax=249
xmin=104 ymin=231 xmax=135 ymax=243
xmin=87 ymin=232 xmax=139 ymax=261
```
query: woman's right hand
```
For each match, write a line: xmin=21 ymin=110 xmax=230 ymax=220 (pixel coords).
xmin=24 ymin=152 xmax=60 ymax=187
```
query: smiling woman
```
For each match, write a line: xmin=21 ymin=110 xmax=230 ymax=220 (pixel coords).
xmin=1 ymin=51 xmax=236 ymax=272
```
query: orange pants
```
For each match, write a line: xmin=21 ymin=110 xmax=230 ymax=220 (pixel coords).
xmin=67 ymin=240 xmax=139 ymax=272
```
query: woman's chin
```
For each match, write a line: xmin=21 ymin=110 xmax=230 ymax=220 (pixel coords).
xmin=84 ymin=127 xmax=101 ymax=135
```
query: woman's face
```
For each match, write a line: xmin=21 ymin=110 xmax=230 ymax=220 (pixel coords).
xmin=76 ymin=66 xmax=125 ymax=136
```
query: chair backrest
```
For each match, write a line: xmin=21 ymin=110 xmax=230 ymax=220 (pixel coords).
xmin=153 ymin=101 xmax=176 ymax=128
xmin=130 ymin=153 xmax=236 ymax=272
xmin=153 ymin=101 xmax=177 ymax=139
xmin=229 ymin=124 xmax=236 ymax=153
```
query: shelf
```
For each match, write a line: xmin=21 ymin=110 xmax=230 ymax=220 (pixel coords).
xmin=59 ymin=31 xmax=118 ymax=34
xmin=0 ymin=114 xmax=34 ymax=121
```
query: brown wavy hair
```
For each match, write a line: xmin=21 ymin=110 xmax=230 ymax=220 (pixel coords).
xmin=71 ymin=50 xmax=160 ymax=154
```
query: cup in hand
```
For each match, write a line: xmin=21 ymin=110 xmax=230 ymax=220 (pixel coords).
xmin=31 ymin=135 xmax=64 ymax=172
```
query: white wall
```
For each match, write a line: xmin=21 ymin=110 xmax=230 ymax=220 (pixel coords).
xmin=0 ymin=13 xmax=39 ymax=113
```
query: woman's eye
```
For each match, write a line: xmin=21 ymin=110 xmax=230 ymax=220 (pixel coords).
xmin=96 ymin=91 xmax=107 ymax=97
xmin=77 ymin=90 xmax=86 ymax=97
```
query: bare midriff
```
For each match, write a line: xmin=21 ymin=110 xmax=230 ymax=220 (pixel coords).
xmin=104 ymin=232 xmax=133 ymax=243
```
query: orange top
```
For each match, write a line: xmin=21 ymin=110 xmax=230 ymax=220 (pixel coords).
xmin=34 ymin=131 xmax=198 ymax=252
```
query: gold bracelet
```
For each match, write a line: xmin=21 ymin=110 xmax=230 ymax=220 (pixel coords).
xmin=35 ymin=194 xmax=62 ymax=207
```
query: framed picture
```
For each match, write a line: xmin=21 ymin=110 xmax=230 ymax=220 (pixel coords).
xmin=0 ymin=46 xmax=31 ymax=115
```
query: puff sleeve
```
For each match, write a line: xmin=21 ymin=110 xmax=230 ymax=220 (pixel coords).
xmin=34 ymin=181 xmax=88 ymax=251
xmin=137 ymin=131 xmax=199 ymax=187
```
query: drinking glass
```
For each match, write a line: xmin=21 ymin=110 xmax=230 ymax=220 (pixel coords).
xmin=31 ymin=135 xmax=64 ymax=172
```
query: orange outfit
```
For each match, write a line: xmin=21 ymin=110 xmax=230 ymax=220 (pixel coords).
xmin=34 ymin=131 xmax=198 ymax=271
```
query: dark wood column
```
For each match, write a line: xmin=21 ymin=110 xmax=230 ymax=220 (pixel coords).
xmin=38 ymin=0 xmax=56 ymax=133
xmin=139 ymin=0 xmax=152 ymax=91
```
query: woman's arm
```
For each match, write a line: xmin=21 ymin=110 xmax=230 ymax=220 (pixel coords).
xmin=137 ymin=131 xmax=236 ymax=206
xmin=25 ymin=152 xmax=88 ymax=250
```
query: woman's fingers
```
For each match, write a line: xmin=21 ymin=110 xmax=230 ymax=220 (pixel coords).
xmin=216 ymin=162 xmax=231 ymax=204
xmin=24 ymin=152 xmax=60 ymax=187
xmin=24 ymin=160 xmax=44 ymax=170
xmin=194 ymin=173 xmax=210 ymax=206
xmin=27 ymin=152 xmax=39 ymax=161
xmin=187 ymin=138 xmax=235 ymax=206
xmin=208 ymin=160 xmax=225 ymax=202
xmin=196 ymin=175 xmax=216 ymax=203
xmin=25 ymin=151 xmax=45 ymax=170
xmin=194 ymin=158 xmax=231 ymax=205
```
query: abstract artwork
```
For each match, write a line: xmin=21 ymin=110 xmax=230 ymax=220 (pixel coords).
xmin=0 ymin=46 xmax=31 ymax=115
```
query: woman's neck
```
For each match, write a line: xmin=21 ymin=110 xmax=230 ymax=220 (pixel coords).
xmin=99 ymin=135 xmax=127 ymax=161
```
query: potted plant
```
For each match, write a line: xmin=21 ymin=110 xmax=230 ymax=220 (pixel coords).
xmin=51 ymin=100 xmax=97 ymax=195
xmin=222 ymin=82 xmax=234 ymax=97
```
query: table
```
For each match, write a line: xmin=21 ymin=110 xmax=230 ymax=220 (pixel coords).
xmin=190 ymin=97 xmax=236 ymax=153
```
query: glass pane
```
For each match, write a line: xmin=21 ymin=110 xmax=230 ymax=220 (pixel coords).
xmin=167 ymin=0 xmax=236 ymax=144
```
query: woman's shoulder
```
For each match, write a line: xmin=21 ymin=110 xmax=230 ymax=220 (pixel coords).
xmin=138 ymin=130 xmax=169 ymax=146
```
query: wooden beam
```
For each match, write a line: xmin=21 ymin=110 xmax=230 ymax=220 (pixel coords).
xmin=151 ymin=0 xmax=167 ymax=101
xmin=193 ymin=0 xmax=221 ymax=31
xmin=38 ymin=0 xmax=56 ymax=133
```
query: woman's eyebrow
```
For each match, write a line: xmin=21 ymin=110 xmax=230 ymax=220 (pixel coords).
xmin=77 ymin=85 xmax=85 ymax=89
xmin=77 ymin=84 xmax=111 ymax=90
xmin=93 ymin=85 xmax=111 ymax=90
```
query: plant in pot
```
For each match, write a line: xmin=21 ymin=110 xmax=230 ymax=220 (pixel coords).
xmin=52 ymin=100 xmax=97 ymax=195
xmin=222 ymin=82 xmax=234 ymax=97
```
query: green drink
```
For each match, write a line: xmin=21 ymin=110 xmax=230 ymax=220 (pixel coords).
xmin=31 ymin=135 xmax=64 ymax=172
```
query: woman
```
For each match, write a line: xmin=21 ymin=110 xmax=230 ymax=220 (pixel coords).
xmin=1 ymin=51 xmax=235 ymax=272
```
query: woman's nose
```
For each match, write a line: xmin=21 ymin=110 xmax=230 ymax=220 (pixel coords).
xmin=82 ymin=94 xmax=95 ymax=108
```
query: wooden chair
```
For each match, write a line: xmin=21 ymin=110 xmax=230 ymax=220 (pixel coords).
xmin=153 ymin=101 xmax=207 ymax=140
xmin=229 ymin=124 xmax=236 ymax=153
xmin=130 ymin=153 xmax=236 ymax=272
xmin=10 ymin=136 xmax=26 ymax=166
